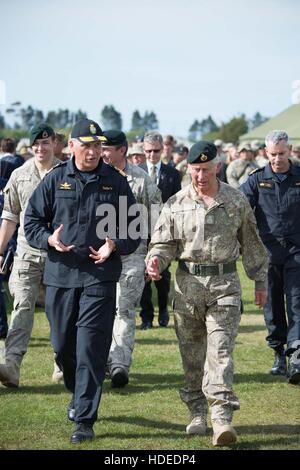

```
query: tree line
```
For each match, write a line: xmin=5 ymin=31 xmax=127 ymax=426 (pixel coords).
xmin=0 ymin=102 xmax=268 ymax=143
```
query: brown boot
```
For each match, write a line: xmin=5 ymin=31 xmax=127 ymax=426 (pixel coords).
xmin=212 ymin=422 xmax=237 ymax=446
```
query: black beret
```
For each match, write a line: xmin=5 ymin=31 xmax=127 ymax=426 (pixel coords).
xmin=71 ymin=119 xmax=106 ymax=143
xmin=187 ymin=140 xmax=217 ymax=164
xmin=102 ymin=130 xmax=128 ymax=147
xmin=29 ymin=123 xmax=55 ymax=146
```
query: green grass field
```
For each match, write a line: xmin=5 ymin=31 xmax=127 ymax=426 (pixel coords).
xmin=0 ymin=261 xmax=299 ymax=450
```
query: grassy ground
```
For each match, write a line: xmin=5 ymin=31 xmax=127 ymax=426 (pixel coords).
xmin=0 ymin=261 xmax=299 ymax=451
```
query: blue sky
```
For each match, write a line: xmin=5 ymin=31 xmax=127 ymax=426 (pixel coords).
xmin=1 ymin=0 xmax=300 ymax=136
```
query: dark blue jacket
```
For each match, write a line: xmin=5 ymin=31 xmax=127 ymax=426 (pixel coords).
xmin=24 ymin=158 xmax=140 ymax=287
xmin=241 ymin=162 xmax=300 ymax=261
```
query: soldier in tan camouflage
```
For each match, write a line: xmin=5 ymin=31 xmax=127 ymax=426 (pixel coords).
xmin=226 ymin=143 xmax=259 ymax=188
xmin=0 ymin=123 xmax=60 ymax=388
xmin=101 ymin=130 xmax=162 ymax=388
xmin=146 ymin=140 xmax=268 ymax=446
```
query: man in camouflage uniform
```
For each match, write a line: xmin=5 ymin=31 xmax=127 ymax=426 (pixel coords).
xmin=226 ymin=143 xmax=258 ymax=188
xmin=0 ymin=123 xmax=60 ymax=387
xmin=146 ymin=140 xmax=268 ymax=446
xmin=101 ymin=130 xmax=162 ymax=387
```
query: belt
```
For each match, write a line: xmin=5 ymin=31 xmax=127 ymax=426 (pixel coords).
xmin=178 ymin=260 xmax=237 ymax=277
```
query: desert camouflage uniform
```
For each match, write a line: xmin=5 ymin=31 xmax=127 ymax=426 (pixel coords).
xmin=175 ymin=160 xmax=191 ymax=188
xmin=1 ymin=158 xmax=60 ymax=383
xmin=146 ymin=182 xmax=267 ymax=424
xmin=108 ymin=162 xmax=162 ymax=374
xmin=226 ymin=159 xmax=259 ymax=189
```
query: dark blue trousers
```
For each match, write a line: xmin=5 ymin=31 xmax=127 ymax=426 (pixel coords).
xmin=140 ymin=267 xmax=171 ymax=323
xmin=45 ymin=282 xmax=116 ymax=425
xmin=0 ymin=276 xmax=8 ymax=339
xmin=264 ymin=260 xmax=300 ymax=355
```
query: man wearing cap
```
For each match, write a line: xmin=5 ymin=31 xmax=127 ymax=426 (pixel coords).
xmin=145 ymin=140 xmax=268 ymax=446
xmin=127 ymin=143 xmax=146 ymax=166
xmin=241 ymin=130 xmax=300 ymax=384
xmin=173 ymin=145 xmax=191 ymax=188
xmin=226 ymin=143 xmax=258 ymax=189
xmin=24 ymin=119 xmax=140 ymax=444
xmin=101 ymin=130 xmax=162 ymax=388
xmin=0 ymin=123 xmax=60 ymax=388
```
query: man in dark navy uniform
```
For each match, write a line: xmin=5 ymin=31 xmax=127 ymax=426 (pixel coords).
xmin=24 ymin=119 xmax=140 ymax=443
xmin=241 ymin=130 xmax=300 ymax=384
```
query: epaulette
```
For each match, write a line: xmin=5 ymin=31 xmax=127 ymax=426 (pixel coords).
xmin=109 ymin=164 xmax=127 ymax=177
xmin=249 ymin=167 xmax=263 ymax=176
xmin=48 ymin=161 xmax=67 ymax=172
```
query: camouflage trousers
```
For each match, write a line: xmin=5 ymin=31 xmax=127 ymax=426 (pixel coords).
xmin=108 ymin=253 xmax=146 ymax=374
xmin=173 ymin=268 xmax=241 ymax=424
xmin=5 ymin=252 xmax=45 ymax=370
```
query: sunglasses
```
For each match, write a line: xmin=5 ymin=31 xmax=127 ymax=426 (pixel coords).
xmin=145 ymin=149 xmax=161 ymax=154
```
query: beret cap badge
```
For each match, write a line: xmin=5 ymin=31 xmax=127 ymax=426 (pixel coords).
xmin=90 ymin=124 xmax=97 ymax=135
xmin=200 ymin=154 xmax=208 ymax=162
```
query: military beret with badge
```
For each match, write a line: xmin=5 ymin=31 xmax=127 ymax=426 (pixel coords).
xmin=29 ymin=123 xmax=55 ymax=146
xmin=187 ymin=140 xmax=217 ymax=164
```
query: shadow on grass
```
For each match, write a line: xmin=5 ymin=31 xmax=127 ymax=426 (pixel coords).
xmin=238 ymin=325 xmax=266 ymax=333
xmin=234 ymin=373 xmax=287 ymax=384
xmin=101 ymin=415 xmax=184 ymax=434
xmin=0 ymin=384 xmax=64 ymax=395
xmin=135 ymin=337 xmax=177 ymax=346
xmin=103 ymin=372 xmax=182 ymax=394
xmin=235 ymin=424 xmax=300 ymax=449
xmin=29 ymin=337 xmax=51 ymax=347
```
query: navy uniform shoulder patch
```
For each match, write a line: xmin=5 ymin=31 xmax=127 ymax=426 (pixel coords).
xmin=249 ymin=167 xmax=263 ymax=176
xmin=48 ymin=161 xmax=67 ymax=173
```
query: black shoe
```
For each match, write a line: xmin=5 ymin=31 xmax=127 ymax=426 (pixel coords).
xmin=111 ymin=367 xmax=129 ymax=388
xmin=140 ymin=321 xmax=152 ymax=330
xmin=70 ymin=423 xmax=95 ymax=444
xmin=158 ymin=310 xmax=169 ymax=327
xmin=287 ymin=350 xmax=300 ymax=384
xmin=270 ymin=351 xmax=287 ymax=376
xmin=67 ymin=395 xmax=75 ymax=422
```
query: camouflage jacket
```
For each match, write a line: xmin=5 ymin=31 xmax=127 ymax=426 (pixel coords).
xmin=2 ymin=157 xmax=60 ymax=255
xmin=146 ymin=182 xmax=268 ymax=289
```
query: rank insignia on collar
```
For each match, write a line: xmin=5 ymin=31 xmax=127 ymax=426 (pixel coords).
xmin=200 ymin=154 xmax=208 ymax=162
xmin=59 ymin=182 xmax=72 ymax=190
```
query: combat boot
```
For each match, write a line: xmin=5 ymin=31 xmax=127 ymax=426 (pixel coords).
xmin=52 ymin=361 xmax=64 ymax=383
xmin=0 ymin=361 xmax=19 ymax=388
xmin=287 ymin=349 xmax=300 ymax=384
xmin=186 ymin=415 xmax=207 ymax=435
xmin=111 ymin=367 xmax=129 ymax=388
xmin=270 ymin=350 xmax=287 ymax=376
xmin=212 ymin=421 xmax=237 ymax=446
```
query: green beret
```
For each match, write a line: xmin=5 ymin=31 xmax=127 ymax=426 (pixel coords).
xmin=187 ymin=140 xmax=217 ymax=164
xmin=102 ymin=130 xmax=128 ymax=147
xmin=30 ymin=123 xmax=55 ymax=146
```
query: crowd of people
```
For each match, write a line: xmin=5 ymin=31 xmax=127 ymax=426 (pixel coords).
xmin=0 ymin=122 xmax=299 ymax=447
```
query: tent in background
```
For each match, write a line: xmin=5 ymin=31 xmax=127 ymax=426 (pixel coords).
xmin=240 ymin=103 xmax=300 ymax=145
